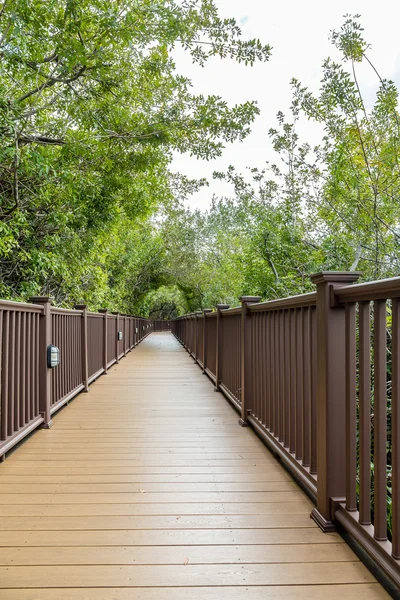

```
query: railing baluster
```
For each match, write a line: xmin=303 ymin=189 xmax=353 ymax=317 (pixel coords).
xmin=26 ymin=313 xmax=31 ymax=423
xmin=8 ymin=311 xmax=15 ymax=437
xmin=302 ymin=307 xmax=310 ymax=468
xmin=278 ymin=310 xmax=284 ymax=442
xmin=266 ymin=311 xmax=274 ymax=433
xmin=1 ymin=311 xmax=8 ymax=442
xmin=295 ymin=308 xmax=303 ymax=461
xmin=21 ymin=312 xmax=26 ymax=428
xmin=345 ymin=302 xmax=357 ymax=512
xmin=272 ymin=311 xmax=278 ymax=436
xmin=261 ymin=312 xmax=267 ymax=426
xmin=284 ymin=310 xmax=290 ymax=447
xmin=374 ymin=299 xmax=387 ymax=541
xmin=15 ymin=311 xmax=21 ymax=433
xmin=310 ymin=306 xmax=317 ymax=476
xmin=359 ymin=301 xmax=371 ymax=525
xmin=392 ymin=297 xmax=400 ymax=558
xmin=289 ymin=309 xmax=296 ymax=453
xmin=253 ymin=314 xmax=258 ymax=419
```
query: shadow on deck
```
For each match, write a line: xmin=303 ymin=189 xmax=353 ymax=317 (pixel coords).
xmin=0 ymin=333 xmax=390 ymax=599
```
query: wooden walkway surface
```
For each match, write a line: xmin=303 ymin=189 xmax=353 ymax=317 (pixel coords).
xmin=0 ymin=332 xmax=389 ymax=599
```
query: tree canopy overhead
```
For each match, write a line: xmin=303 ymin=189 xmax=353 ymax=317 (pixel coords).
xmin=1 ymin=9 xmax=399 ymax=321
xmin=0 ymin=0 xmax=270 ymax=304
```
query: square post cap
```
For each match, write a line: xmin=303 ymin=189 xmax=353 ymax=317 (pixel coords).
xmin=239 ymin=296 xmax=262 ymax=304
xmin=29 ymin=296 xmax=53 ymax=304
xmin=203 ymin=308 xmax=213 ymax=313
xmin=98 ymin=309 xmax=108 ymax=314
xmin=216 ymin=304 xmax=230 ymax=310
xmin=74 ymin=304 xmax=87 ymax=310
xmin=310 ymin=272 xmax=361 ymax=285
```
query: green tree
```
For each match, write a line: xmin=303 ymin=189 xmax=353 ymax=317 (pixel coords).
xmin=0 ymin=0 xmax=270 ymax=305
xmin=291 ymin=15 xmax=400 ymax=278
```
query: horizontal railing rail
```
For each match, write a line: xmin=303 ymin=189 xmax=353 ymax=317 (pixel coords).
xmin=0 ymin=298 xmax=153 ymax=461
xmin=171 ymin=272 xmax=400 ymax=589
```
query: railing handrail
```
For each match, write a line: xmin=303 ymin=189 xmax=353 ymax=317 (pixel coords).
xmin=220 ymin=307 xmax=242 ymax=316
xmin=176 ymin=292 xmax=317 ymax=321
xmin=0 ymin=299 xmax=44 ymax=312
xmin=51 ymin=307 xmax=83 ymax=315
xmin=335 ymin=275 xmax=400 ymax=303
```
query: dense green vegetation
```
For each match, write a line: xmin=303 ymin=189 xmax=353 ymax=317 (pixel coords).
xmin=1 ymin=8 xmax=399 ymax=319
xmin=152 ymin=16 xmax=400 ymax=315
xmin=0 ymin=0 xmax=270 ymax=309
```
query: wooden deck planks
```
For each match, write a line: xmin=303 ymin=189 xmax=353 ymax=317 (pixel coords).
xmin=0 ymin=585 xmax=388 ymax=600
xmin=0 ymin=332 xmax=390 ymax=599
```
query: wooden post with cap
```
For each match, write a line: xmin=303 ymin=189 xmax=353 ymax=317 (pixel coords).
xmin=99 ymin=309 xmax=108 ymax=374
xmin=112 ymin=312 xmax=120 ymax=363
xmin=75 ymin=304 xmax=89 ymax=392
xmin=309 ymin=271 xmax=360 ymax=531
xmin=194 ymin=311 xmax=202 ymax=363
xmin=29 ymin=296 xmax=53 ymax=428
xmin=202 ymin=309 xmax=212 ymax=373
xmin=239 ymin=296 xmax=261 ymax=426
xmin=215 ymin=304 xmax=230 ymax=391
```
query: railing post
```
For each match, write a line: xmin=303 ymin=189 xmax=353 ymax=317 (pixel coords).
xmin=195 ymin=311 xmax=202 ymax=365
xmin=113 ymin=312 xmax=120 ymax=363
xmin=75 ymin=304 xmax=89 ymax=392
xmin=238 ymin=296 xmax=261 ymax=426
xmin=202 ymin=309 xmax=212 ymax=373
xmin=29 ymin=296 xmax=53 ymax=429
xmin=123 ymin=315 xmax=127 ymax=357
xmin=189 ymin=315 xmax=194 ymax=353
xmin=194 ymin=313 xmax=198 ymax=361
xmin=310 ymin=271 xmax=360 ymax=532
xmin=99 ymin=309 xmax=108 ymax=374
xmin=215 ymin=304 xmax=230 ymax=391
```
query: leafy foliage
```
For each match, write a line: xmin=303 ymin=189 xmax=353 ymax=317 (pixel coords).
xmin=158 ymin=16 xmax=400 ymax=313
xmin=0 ymin=0 xmax=270 ymax=306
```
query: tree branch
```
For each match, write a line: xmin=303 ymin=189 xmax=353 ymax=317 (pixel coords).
xmin=17 ymin=66 xmax=87 ymax=103
xmin=18 ymin=135 xmax=66 ymax=146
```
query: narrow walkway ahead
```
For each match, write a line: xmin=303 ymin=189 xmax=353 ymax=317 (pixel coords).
xmin=0 ymin=333 xmax=389 ymax=599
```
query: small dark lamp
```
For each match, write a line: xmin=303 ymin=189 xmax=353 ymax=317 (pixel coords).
xmin=47 ymin=345 xmax=60 ymax=368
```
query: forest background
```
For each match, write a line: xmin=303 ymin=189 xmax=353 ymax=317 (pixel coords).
xmin=1 ymin=1 xmax=399 ymax=319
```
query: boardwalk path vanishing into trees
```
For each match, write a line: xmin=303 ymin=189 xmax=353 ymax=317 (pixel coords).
xmin=0 ymin=332 xmax=389 ymax=599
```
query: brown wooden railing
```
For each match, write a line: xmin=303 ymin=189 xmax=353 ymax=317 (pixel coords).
xmin=0 ymin=298 xmax=153 ymax=461
xmin=172 ymin=272 xmax=400 ymax=589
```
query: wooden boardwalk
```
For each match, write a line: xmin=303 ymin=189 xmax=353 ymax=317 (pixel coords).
xmin=0 ymin=332 xmax=389 ymax=599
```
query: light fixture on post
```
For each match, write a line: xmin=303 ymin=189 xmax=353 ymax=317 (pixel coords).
xmin=117 ymin=331 xmax=123 ymax=341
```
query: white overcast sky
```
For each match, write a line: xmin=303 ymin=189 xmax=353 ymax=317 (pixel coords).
xmin=171 ymin=0 xmax=400 ymax=210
